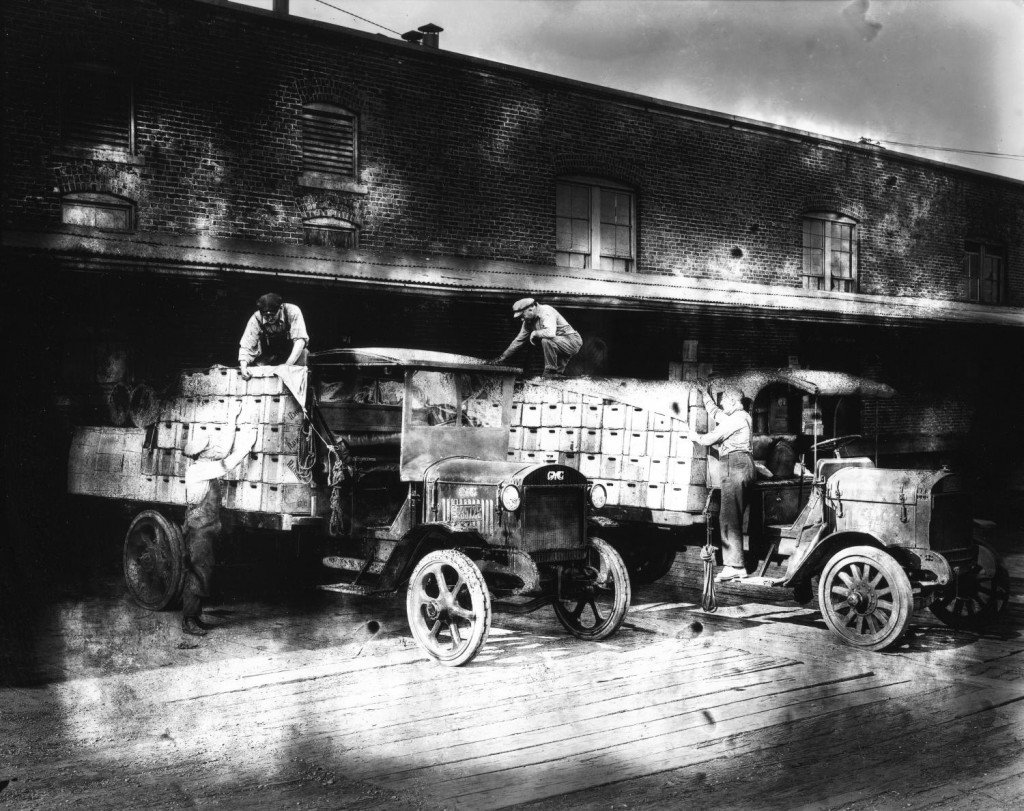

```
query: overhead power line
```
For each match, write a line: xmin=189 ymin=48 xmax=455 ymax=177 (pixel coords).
xmin=876 ymin=139 xmax=1024 ymax=161
xmin=312 ymin=0 xmax=402 ymax=37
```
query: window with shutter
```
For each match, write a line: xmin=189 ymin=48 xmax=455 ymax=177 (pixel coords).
xmin=802 ymin=213 xmax=858 ymax=293
xmin=302 ymin=103 xmax=356 ymax=178
xmin=555 ymin=177 xmax=635 ymax=272
xmin=61 ymin=63 xmax=133 ymax=152
xmin=964 ymin=242 xmax=1004 ymax=304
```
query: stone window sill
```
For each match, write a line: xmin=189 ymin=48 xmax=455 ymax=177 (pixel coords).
xmin=52 ymin=145 xmax=145 ymax=166
xmin=298 ymin=172 xmax=367 ymax=194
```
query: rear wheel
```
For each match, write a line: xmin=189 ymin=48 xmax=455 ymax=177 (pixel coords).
xmin=629 ymin=546 xmax=677 ymax=585
xmin=929 ymin=540 xmax=1010 ymax=631
xmin=123 ymin=510 xmax=186 ymax=611
xmin=818 ymin=545 xmax=913 ymax=651
xmin=406 ymin=549 xmax=491 ymax=666
xmin=554 ymin=537 xmax=631 ymax=640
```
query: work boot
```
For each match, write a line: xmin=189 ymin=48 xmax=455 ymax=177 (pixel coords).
xmin=181 ymin=617 xmax=207 ymax=636
xmin=714 ymin=566 xmax=747 ymax=582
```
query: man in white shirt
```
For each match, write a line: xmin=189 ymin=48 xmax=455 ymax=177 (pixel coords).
xmin=694 ymin=386 xmax=754 ymax=581
xmin=492 ymin=297 xmax=582 ymax=377
xmin=180 ymin=399 xmax=257 ymax=635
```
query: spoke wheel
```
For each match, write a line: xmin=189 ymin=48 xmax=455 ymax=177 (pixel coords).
xmin=818 ymin=545 xmax=913 ymax=651
xmin=406 ymin=549 xmax=491 ymax=667
xmin=553 ymin=537 xmax=631 ymax=641
xmin=629 ymin=546 xmax=677 ymax=585
xmin=123 ymin=510 xmax=186 ymax=611
xmin=929 ymin=540 xmax=1011 ymax=631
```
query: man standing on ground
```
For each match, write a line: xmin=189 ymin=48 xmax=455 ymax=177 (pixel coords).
xmin=239 ymin=293 xmax=309 ymax=380
xmin=180 ymin=400 xmax=256 ymax=636
xmin=491 ymin=297 xmax=582 ymax=378
xmin=694 ymin=386 xmax=754 ymax=581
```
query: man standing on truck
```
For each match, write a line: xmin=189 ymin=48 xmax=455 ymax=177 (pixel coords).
xmin=179 ymin=400 xmax=257 ymax=636
xmin=695 ymin=386 xmax=754 ymax=581
xmin=490 ymin=297 xmax=582 ymax=378
xmin=239 ymin=293 xmax=309 ymax=380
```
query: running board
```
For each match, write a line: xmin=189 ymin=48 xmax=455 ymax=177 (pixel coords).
xmin=323 ymin=555 xmax=386 ymax=575
xmin=317 ymin=582 xmax=387 ymax=597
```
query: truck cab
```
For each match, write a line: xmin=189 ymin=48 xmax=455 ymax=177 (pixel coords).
xmin=309 ymin=349 xmax=629 ymax=665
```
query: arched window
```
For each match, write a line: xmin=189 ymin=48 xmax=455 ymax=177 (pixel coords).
xmin=556 ymin=176 xmax=635 ymax=272
xmin=303 ymin=216 xmax=358 ymax=249
xmin=802 ymin=212 xmax=858 ymax=292
xmin=61 ymin=192 xmax=135 ymax=231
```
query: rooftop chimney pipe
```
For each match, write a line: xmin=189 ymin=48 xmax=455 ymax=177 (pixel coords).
xmin=272 ymin=0 xmax=289 ymax=15
xmin=417 ymin=23 xmax=443 ymax=49
xmin=401 ymin=30 xmax=424 ymax=44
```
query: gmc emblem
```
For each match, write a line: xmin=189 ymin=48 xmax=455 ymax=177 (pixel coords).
xmin=547 ymin=470 xmax=564 ymax=481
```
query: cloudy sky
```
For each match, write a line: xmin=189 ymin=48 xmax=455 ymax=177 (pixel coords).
xmin=239 ymin=0 xmax=1024 ymax=182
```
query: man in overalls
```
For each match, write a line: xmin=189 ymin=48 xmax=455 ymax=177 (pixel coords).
xmin=238 ymin=292 xmax=309 ymax=380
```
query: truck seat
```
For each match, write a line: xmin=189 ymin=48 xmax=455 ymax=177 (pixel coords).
xmin=815 ymin=457 xmax=874 ymax=481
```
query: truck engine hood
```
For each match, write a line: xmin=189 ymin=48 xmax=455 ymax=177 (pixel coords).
xmin=423 ymin=457 xmax=587 ymax=488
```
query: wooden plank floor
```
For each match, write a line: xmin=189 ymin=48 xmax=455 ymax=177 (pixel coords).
xmin=2 ymin=540 xmax=1023 ymax=810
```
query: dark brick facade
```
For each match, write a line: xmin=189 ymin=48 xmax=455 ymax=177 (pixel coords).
xmin=4 ymin=0 xmax=1022 ymax=300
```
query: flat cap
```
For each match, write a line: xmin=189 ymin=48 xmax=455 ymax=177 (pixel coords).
xmin=512 ymin=297 xmax=536 ymax=317
xmin=257 ymin=292 xmax=283 ymax=314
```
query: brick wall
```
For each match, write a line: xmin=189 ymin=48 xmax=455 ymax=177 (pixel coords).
xmin=3 ymin=0 xmax=1022 ymax=307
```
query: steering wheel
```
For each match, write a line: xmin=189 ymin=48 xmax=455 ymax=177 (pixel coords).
xmin=811 ymin=434 xmax=862 ymax=455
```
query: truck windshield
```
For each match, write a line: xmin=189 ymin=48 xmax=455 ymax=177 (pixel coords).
xmin=407 ymin=371 xmax=505 ymax=428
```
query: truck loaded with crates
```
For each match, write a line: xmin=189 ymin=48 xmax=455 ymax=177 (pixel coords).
xmin=68 ymin=349 xmax=629 ymax=667
xmin=509 ymin=370 xmax=1011 ymax=651
xmin=69 ymin=352 xmax=1010 ymax=656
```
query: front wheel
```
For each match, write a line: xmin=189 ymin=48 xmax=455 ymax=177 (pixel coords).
xmin=406 ymin=549 xmax=491 ymax=667
xmin=553 ymin=537 xmax=631 ymax=641
xmin=929 ymin=540 xmax=1010 ymax=631
xmin=818 ymin=545 xmax=913 ymax=651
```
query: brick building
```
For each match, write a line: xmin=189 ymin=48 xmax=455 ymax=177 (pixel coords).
xmin=2 ymin=0 xmax=1023 ymax=533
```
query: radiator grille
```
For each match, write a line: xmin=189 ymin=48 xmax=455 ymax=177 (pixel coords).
xmin=522 ymin=485 xmax=585 ymax=556
xmin=930 ymin=492 xmax=973 ymax=553
xmin=439 ymin=497 xmax=495 ymax=535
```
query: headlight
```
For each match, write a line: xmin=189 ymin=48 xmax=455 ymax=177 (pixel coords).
xmin=588 ymin=483 xmax=607 ymax=509
xmin=500 ymin=484 xmax=521 ymax=511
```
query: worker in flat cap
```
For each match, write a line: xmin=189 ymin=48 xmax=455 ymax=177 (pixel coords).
xmin=238 ymin=293 xmax=309 ymax=380
xmin=490 ymin=297 xmax=582 ymax=377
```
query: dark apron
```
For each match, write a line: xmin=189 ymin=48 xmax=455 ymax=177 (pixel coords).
xmin=257 ymin=309 xmax=292 ymax=364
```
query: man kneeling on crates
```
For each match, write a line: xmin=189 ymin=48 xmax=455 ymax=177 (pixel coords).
xmin=490 ymin=297 xmax=582 ymax=378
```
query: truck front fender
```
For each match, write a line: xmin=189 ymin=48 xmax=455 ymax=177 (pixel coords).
xmin=780 ymin=530 xmax=887 ymax=587
xmin=381 ymin=523 xmax=488 ymax=587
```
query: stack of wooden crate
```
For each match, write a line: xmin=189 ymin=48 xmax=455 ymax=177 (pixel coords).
xmin=509 ymin=381 xmax=710 ymax=514
xmin=68 ymin=426 xmax=148 ymax=499
xmin=69 ymin=367 xmax=316 ymax=515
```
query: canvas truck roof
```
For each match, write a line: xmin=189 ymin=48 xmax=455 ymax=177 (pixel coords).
xmin=309 ymin=347 xmax=521 ymax=374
